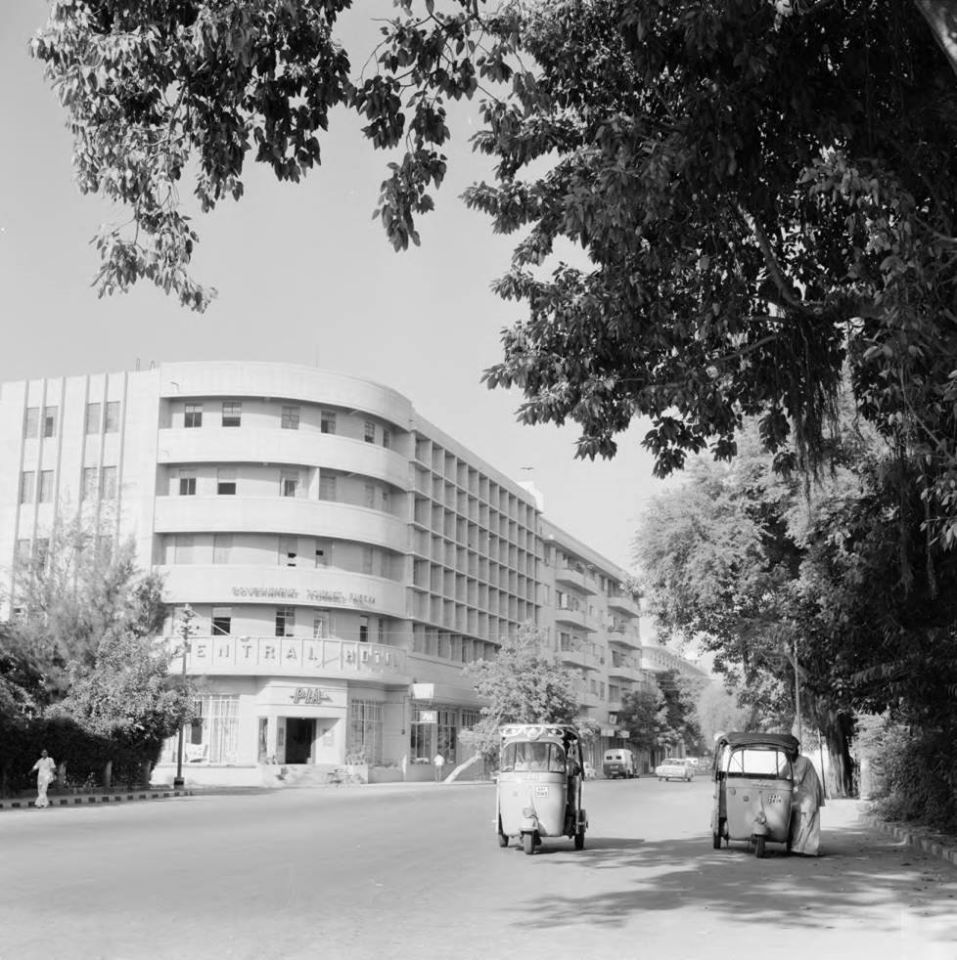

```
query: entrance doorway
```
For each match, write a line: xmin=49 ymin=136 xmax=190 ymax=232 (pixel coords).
xmin=285 ymin=718 xmax=316 ymax=764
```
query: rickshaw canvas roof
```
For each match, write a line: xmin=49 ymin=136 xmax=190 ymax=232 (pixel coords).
xmin=499 ymin=723 xmax=580 ymax=743
xmin=717 ymin=732 xmax=800 ymax=756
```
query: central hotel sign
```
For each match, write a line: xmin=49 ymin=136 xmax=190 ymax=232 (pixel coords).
xmin=230 ymin=586 xmax=377 ymax=607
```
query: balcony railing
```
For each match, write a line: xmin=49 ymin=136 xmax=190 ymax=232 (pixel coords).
xmin=554 ymin=564 xmax=598 ymax=595
xmin=175 ymin=635 xmax=409 ymax=683
xmin=607 ymin=593 xmax=640 ymax=618
xmin=554 ymin=607 xmax=596 ymax=631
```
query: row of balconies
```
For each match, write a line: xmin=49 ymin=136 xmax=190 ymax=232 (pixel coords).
xmin=157 ymin=428 xmax=409 ymax=489
xmin=154 ymin=497 xmax=408 ymax=552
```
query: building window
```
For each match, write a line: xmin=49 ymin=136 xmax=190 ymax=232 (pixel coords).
xmin=279 ymin=536 xmax=298 ymax=566
xmin=19 ymin=470 xmax=35 ymax=505
xmin=314 ymin=540 xmax=330 ymax=567
xmin=184 ymin=403 xmax=203 ymax=428
xmin=171 ymin=695 xmax=239 ymax=765
xmin=178 ymin=470 xmax=196 ymax=496
xmin=100 ymin=466 xmax=117 ymax=500
xmin=38 ymin=470 xmax=54 ymax=503
xmin=358 ymin=615 xmax=369 ymax=643
xmin=15 ymin=539 xmax=31 ymax=566
xmin=382 ymin=428 xmax=392 ymax=450
xmin=348 ymin=699 xmax=383 ymax=764
xmin=24 ymin=407 xmax=39 ymax=438
xmin=217 ymin=468 xmax=237 ymax=495
xmin=174 ymin=535 xmax=195 ymax=564
xmin=318 ymin=475 xmax=337 ymax=501
xmin=378 ymin=619 xmax=386 ymax=644
xmin=80 ymin=467 xmax=97 ymax=501
xmin=34 ymin=538 xmax=50 ymax=570
xmin=364 ymin=420 xmax=376 ymax=444
xmin=222 ymin=401 xmax=242 ymax=427
xmin=275 ymin=607 xmax=295 ymax=637
xmin=42 ymin=406 xmax=58 ymax=439
xmin=213 ymin=534 xmax=232 ymax=565
xmin=95 ymin=535 xmax=113 ymax=564
xmin=313 ymin=612 xmax=334 ymax=638
xmin=364 ymin=482 xmax=376 ymax=509
xmin=281 ymin=405 xmax=300 ymax=430
xmin=104 ymin=401 xmax=120 ymax=433
xmin=211 ymin=607 xmax=232 ymax=636
xmin=280 ymin=471 xmax=299 ymax=498
xmin=83 ymin=402 xmax=100 ymax=434
xmin=361 ymin=546 xmax=374 ymax=575
xmin=320 ymin=410 xmax=336 ymax=435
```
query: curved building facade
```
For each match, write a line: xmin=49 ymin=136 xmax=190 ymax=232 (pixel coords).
xmin=0 ymin=361 xmax=655 ymax=785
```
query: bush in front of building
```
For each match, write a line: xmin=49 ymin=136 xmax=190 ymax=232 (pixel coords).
xmin=0 ymin=715 xmax=162 ymax=797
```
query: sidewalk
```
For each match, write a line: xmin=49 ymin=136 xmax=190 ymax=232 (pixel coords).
xmin=0 ymin=786 xmax=194 ymax=810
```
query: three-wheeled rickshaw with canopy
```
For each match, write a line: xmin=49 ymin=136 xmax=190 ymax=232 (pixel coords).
xmin=711 ymin=732 xmax=799 ymax=858
xmin=495 ymin=723 xmax=588 ymax=855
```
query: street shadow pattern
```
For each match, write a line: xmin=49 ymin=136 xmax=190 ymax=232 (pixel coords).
xmin=504 ymin=821 xmax=957 ymax=942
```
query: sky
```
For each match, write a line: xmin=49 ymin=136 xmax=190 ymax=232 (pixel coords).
xmin=0 ymin=1 xmax=675 ymax=572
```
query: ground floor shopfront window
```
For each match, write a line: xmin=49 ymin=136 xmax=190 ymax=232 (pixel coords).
xmin=347 ymin=699 xmax=383 ymax=764
xmin=410 ymin=707 xmax=481 ymax=767
xmin=161 ymin=695 xmax=240 ymax=765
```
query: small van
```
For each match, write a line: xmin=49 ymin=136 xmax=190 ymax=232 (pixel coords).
xmin=602 ymin=748 xmax=637 ymax=779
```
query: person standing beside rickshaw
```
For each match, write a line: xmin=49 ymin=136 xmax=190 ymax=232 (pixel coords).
xmin=789 ymin=753 xmax=825 ymax=855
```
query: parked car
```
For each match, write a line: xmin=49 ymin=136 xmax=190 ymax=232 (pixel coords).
xmin=602 ymin=749 xmax=638 ymax=779
xmin=654 ymin=758 xmax=696 ymax=782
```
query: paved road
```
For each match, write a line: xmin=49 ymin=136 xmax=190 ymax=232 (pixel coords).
xmin=1 ymin=777 xmax=955 ymax=960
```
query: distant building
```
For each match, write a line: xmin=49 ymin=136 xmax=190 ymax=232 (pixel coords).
xmin=0 ymin=360 xmax=695 ymax=785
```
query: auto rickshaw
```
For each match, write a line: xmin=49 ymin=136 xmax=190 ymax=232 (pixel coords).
xmin=711 ymin=732 xmax=799 ymax=858
xmin=495 ymin=723 xmax=588 ymax=855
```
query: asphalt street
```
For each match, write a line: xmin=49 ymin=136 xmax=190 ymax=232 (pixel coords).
xmin=1 ymin=777 xmax=955 ymax=960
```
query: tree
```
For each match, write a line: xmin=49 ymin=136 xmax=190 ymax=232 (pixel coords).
xmin=694 ymin=679 xmax=753 ymax=748
xmin=634 ymin=422 xmax=865 ymax=794
xmin=32 ymin=3 xmax=957 ymax=541
xmin=462 ymin=625 xmax=579 ymax=760
xmin=6 ymin=516 xmax=193 ymax=747
xmin=615 ymin=685 xmax=668 ymax=759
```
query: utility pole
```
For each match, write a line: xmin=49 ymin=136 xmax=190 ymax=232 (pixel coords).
xmin=173 ymin=604 xmax=195 ymax=788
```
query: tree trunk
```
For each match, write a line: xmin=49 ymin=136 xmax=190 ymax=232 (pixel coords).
xmin=820 ymin=711 xmax=856 ymax=798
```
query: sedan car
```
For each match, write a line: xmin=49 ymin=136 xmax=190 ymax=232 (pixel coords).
xmin=654 ymin=758 xmax=696 ymax=782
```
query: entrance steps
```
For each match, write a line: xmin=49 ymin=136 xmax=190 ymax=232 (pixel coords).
xmin=260 ymin=763 xmax=339 ymax=788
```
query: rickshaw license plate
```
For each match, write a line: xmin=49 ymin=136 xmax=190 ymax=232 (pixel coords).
xmin=534 ymin=785 xmax=550 ymax=797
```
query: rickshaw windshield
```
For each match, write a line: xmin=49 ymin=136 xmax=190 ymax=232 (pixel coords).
xmin=726 ymin=747 xmax=791 ymax=779
xmin=501 ymin=741 xmax=566 ymax=773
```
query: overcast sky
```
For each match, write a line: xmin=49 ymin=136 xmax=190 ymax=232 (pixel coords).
xmin=0 ymin=1 xmax=677 ymax=571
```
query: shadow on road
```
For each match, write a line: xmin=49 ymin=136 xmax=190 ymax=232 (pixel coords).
xmin=507 ymin=819 xmax=957 ymax=940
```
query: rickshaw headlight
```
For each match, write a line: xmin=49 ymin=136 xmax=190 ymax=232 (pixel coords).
xmin=755 ymin=811 xmax=767 ymax=825
xmin=527 ymin=725 xmax=542 ymax=740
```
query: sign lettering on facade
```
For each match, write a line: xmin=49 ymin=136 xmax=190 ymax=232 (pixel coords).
xmin=230 ymin=586 xmax=376 ymax=607
xmin=292 ymin=687 xmax=333 ymax=705
xmin=418 ymin=710 xmax=438 ymax=724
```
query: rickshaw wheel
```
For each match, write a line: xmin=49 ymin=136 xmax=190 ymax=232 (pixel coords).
xmin=522 ymin=833 xmax=535 ymax=856
xmin=574 ymin=830 xmax=585 ymax=851
xmin=754 ymin=836 xmax=766 ymax=859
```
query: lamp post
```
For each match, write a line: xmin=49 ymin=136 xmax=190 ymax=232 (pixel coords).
xmin=173 ymin=604 xmax=195 ymax=789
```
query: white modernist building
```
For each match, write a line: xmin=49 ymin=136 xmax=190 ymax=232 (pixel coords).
xmin=0 ymin=361 xmax=664 ymax=785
